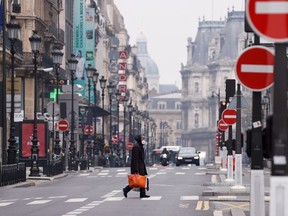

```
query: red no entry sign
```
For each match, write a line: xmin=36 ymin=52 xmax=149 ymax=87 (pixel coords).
xmin=236 ymin=46 xmax=274 ymax=91
xmin=247 ymin=0 xmax=288 ymax=42
xmin=218 ymin=119 xmax=229 ymax=131
xmin=58 ymin=119 xmax=69 ymax=132
xmin=84 ymin=125 xmax=94 ymax=135
xmin=222 ymin=109 xmax=237 ymax=125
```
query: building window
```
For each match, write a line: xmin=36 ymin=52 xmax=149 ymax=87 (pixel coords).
xmin=176 ymin=137 xmax=182 ymax=145
xmin=176 ymin=121 xmax=182 ymax=130
xmin=175 ymin=103 xmax=181 ymax=109
xmin=195 ymin=82 xmax=199 ymax=93
xmin=158 ymin=102 xmax=166 ymax=110
xmin=195 ymin=113 xmax=199 ymax=128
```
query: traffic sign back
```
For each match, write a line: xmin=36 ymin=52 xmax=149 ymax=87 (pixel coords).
xmin=235 ymin=46 xmax=274 ymax=91
xmin=247 ymin=0 xmax=288 ymax=42
xmin=222 ymin=109 xmax=237 ymax=125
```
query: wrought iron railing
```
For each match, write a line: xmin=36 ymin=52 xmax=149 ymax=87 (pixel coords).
xmin=0 ymin=163 xmax=26 ymax=187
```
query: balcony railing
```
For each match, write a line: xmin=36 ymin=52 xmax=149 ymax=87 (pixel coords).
xmin=0 ymin=32 xmax=23 ymax=56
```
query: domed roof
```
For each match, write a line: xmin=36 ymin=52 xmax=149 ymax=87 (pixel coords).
xmin=137 ymin=56 xmax=159 ymax=76
xmin=136 ymin=32 xmax=159 ymax=76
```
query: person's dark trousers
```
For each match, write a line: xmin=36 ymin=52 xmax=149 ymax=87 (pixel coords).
xmin=140 ymin=188 xmax=146 ymax=197
xmin=123 ymin=185 xmax=132 ymax=197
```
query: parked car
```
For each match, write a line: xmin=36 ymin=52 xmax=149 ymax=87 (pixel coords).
xmin=175 ymin=147 xmax=200 ymax=166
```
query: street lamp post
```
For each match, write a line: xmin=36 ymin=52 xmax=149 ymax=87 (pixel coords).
xmin=107 ymin=84 xmax=115 ymax=151
xmin=29 ymin=30 xmax=42 ymax=177
xmin=51 ymin=46 xmax=63 ymax=155
xmin=115 ymin=90 xmax=121 ymax=156
xmin=6 ymin=16 xmax=20 ymax=164
xmin=92 ymin=69 xmax=99 ymax=159
xmin=122 ymin=97 xmax=128 ymax=166
xmin=127 ymin=101 xmax=133 ymax=161
xmin=85 ymin=64 xmax=95 ymax=168
xmin=99 ymin=76 xmax=107 ymax=153
xmin=68 ymin=54 xmax=78 ymax=171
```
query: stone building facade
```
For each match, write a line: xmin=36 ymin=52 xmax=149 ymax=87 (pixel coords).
xmin=180 ymin=10 xmax=247 ymax=162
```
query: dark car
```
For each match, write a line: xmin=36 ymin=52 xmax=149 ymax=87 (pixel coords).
xmin=175 ymin=147 xmax=200 ymax=166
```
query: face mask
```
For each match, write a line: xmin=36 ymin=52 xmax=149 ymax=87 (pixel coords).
xmin=141 ymin=140 xmax=147 ymax=145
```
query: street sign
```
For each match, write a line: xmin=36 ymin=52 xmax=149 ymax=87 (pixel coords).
xmin=246 ymin=0 xmax=288 ymax=42
xmin=235 ymin=46 xmax=274 ymax=91
xmin=218 ymin=119 xmax=229 ymax=131
xmin=84 ymin=125 xmax=94 ymax=135
xmin=58 ymin=119 xmax=69 ymax=132
xmin=222 ymin=109 xmax=237 ymax=125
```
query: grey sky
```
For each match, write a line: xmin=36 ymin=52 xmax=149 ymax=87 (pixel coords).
xmin=114 ymin=0 xmax=245 ymax=88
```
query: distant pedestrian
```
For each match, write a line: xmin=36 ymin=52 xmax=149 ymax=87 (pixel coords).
xmin=123 ymin=135 xmax=150 ymax=198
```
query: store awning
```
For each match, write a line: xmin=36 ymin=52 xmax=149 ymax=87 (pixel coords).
xmin=90 ymin=106 xmax=110 ymax=117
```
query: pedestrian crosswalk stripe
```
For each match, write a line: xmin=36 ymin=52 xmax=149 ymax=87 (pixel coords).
xmin=117 ymin=169 xmax=126 ymax=172
xmin=141 ymin=196 xmax=162 ymax=200
xmin=103 ymin=197 xmax=124 ymax=201
xmin=175 ymin=172 xmax=186 ymax=175
xmin=195 ymin=172 xmax=206 ymax=175
xmin=65 ymin=198 xmax=87 ymax=203
xmin=98 ymin=173 xmax=108 ymax=176
xmin=0 ymin=202 xmax=13 ymax=207
xmin=213 ymin=210 xmax=223 ymax=216
xmin=79 ymin=173 xmax=90 ymax=176
xmin=181 ymin=167 xmax=190 ymax=170
xmin=180 ymin=196 xmax=199 ymax=200
xmin=27 ymin=200 xmax=51 ymax=205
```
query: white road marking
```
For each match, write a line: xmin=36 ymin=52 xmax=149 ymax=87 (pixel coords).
xmin=27 ymin=200 xmax=51 ymax=205
xmin=213 ymin=210 xmax=223 ymax=216
xmin=65 ymin=211 xmax=82 ymax=215
xmin=149 ymin=167 xmax=158 ymax=170
xmin=103 ymin=197 xmax=124 ymax=201
xmin=175 ymin=172 xmax=186 ymax=175
xmin=181 ymin=167 xmax=190 ymax=170
xmin=117 ymin=169 xmax=126 ymax=172
xmin=79 ymin=173 xmax=90 ymax=176
xmin=0 ymin=202 xmax=13 ymax=207
xmin=100 ymin=170 xmax=109 ymax=172
xmin=180 ymin=196 xmax=199 ymax=200
xmin=48 ymin=196 xmax=67 ymax=199
xmin=216 ymin=196 xmax=237 ymax=199
xmin=195 ymin=172 xmax=206 ymax=175
xmin=65 ymin=198 xmax=88 ymax=203
xmin=141 ymin=196 xmax=162 ymax=200
xmin=198 ymin=167 xmax=207 ymax=170
xmin=196 ymin=201 xmax=203 ymax=210
xmin=98 ymin=173 xmax=108 ymax=176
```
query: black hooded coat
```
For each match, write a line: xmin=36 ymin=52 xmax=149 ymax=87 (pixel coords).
xmin=130 ymin=135 xmax=148 ymax=176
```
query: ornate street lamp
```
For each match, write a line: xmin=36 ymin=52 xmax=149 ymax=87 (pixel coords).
xmin=92 ymin=69 xmax=99 ymax=159
xmin=85 ymin=64 xmax=94 ymax=168
xmin=6 ymin=16 xmax=20 ymax=164
xmin=29 ymin=30 xmax=42 ymax=176
xmin=51 ymin=46 xmax=63 ymax=155
xmin=99 ymin=76 xmax=107 ymax=152
xmin=68 ymin=54 xmax=78 ymax=171
xmin=122 ymin=97 xmax=128 ymax=166
xmin=107 ymin=84 xmax=115 ymax=151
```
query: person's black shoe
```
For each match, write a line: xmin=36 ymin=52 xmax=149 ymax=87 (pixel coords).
xmin=140 ymin=195 xmax=150 ymax=198
xmin=123 ymin=188 xmax=127 ymax=198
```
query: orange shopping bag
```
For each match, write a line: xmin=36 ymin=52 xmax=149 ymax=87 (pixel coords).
xmin=128 ymin=174 xmax=146 ymax=188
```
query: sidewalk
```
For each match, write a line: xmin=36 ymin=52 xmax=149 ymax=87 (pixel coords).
xmin=203 ymin=163 xmax=271 ymax=216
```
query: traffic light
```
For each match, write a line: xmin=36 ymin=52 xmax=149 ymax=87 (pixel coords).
xmin=219 ymin=101 xmax=227 ymax=116
xmin=225 ymin=79 xmax=236 ymax=102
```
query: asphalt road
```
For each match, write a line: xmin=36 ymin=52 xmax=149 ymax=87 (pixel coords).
xmin=0 ymin=165 xmax=215 ymax=216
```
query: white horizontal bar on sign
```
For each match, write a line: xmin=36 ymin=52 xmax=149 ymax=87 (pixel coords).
xmin=224 ymin=115 xmax=236 ymax=118
xmin=241 ymin=64 xmax=273 ymax=73
xmin=256 ymin=2 xmax=288 ymax=14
